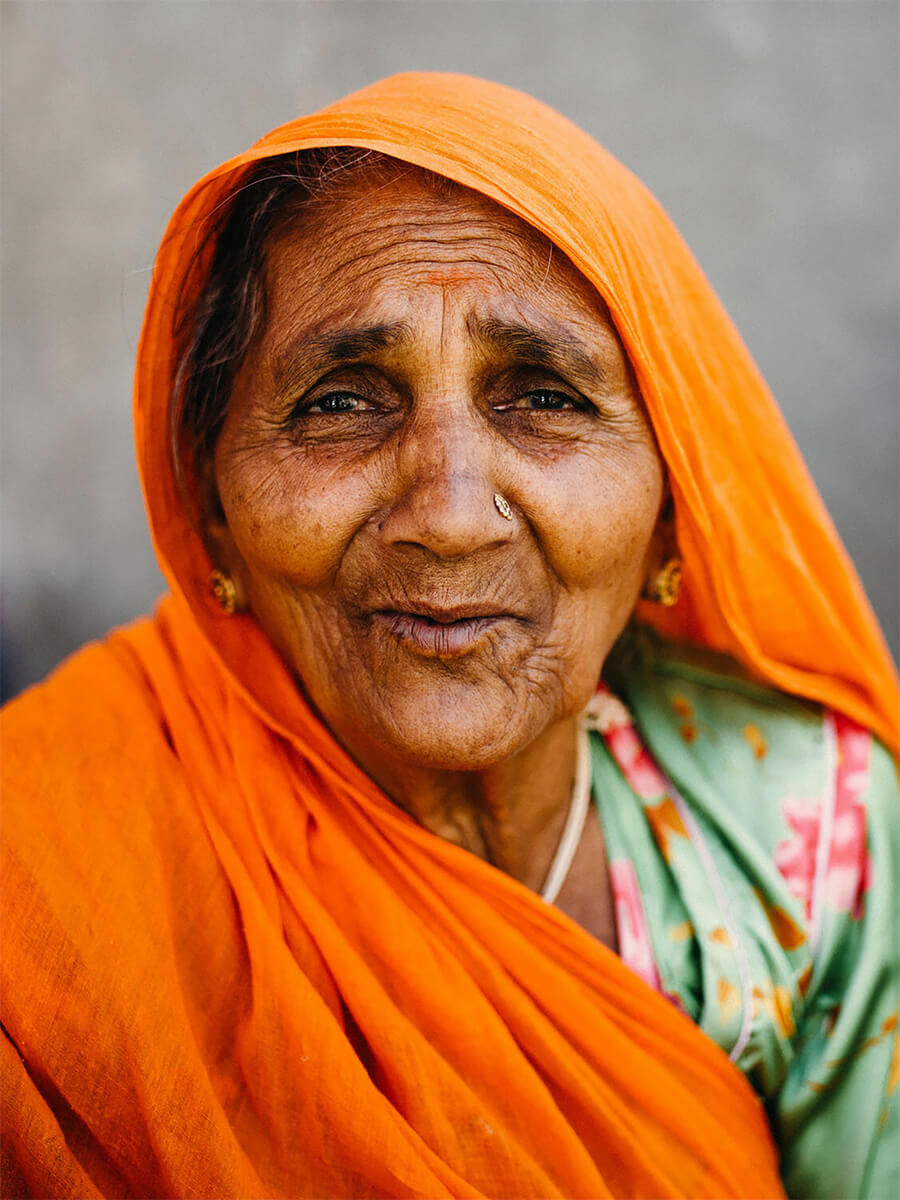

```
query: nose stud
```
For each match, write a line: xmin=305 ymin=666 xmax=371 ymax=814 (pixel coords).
xmin=493 ymin=493 xmax=513 ymax=521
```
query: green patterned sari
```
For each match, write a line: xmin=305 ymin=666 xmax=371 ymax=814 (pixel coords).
xmin=592 ymin=630 xmax=898 ymax=1198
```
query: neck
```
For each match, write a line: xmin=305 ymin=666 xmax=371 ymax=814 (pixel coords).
xmin=342 ymin=716 xmax=580 ymax=890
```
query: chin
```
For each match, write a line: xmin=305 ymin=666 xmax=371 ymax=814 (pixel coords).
xmin=386 ymin=734 xmax=519 ymax=773
xmin=362 ymin=692 xmax=550 ymax=773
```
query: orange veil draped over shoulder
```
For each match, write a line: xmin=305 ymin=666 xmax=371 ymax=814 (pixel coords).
xmin=2 ymin=73 xmax=896 ymax=1199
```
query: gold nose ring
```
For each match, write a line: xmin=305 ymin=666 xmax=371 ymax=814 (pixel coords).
xmin=493 ymin=493 xmax=514 ymax=521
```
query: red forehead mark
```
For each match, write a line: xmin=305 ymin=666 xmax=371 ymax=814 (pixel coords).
xmin=420 ymin=266 xmax=494 ymax=289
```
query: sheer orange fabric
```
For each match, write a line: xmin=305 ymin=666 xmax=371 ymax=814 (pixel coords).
xmin=142 ymin=71 xmax=898 ymax=756
xmin=3 ymin=71 xmax=895 ymax=1198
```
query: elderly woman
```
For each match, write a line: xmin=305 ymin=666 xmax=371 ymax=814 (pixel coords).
xmin=2 ymin=74 xmax=897 ymax=1199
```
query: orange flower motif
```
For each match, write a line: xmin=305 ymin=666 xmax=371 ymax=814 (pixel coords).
xmin=754 ymin=888 xmax=806 ymax=950
xmin=752 ymin=982 xmax=796 ymax=1039
xmin=887 ymin=1031 xmax=900 ymax=1094
xmin=743 ymin=723 xmax=767 ymax=760
xmin=718 ymin=979 xmax=741 ymax=1023
xmin=796 ymin=965 xmax=813 ymax=997
xmin=823 ymin=1009 xmax=898 ymax=1070
xmin=772 ymin=985 xmax=797 ymax=1038
xmin=670 ymin=694 xmax=694 ymax=720
xmin=646 ymin=797 xmax=689 ymax=860
xmin=669 ymin=695 xmax=699 ymax=743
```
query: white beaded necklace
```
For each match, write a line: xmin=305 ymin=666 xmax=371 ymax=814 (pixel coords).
xmin=539 ymin=722 xmax=593 ymax=905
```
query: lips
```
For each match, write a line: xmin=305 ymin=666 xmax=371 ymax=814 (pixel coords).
xmin=370 ymin=606 xmax=512 ymax=657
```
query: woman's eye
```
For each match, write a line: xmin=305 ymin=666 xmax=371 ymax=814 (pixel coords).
xmin=514 ymin=389 xmax=584 ymax=411
xmin=307 ymin=391 xmax=366 ymax=414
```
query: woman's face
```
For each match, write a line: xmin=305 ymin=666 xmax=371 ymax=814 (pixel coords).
xmin=211 ymin=173 xmax=665 ymax=773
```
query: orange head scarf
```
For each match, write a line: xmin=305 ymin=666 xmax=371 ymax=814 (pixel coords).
xmin=4 ymin=73 xmax=896 ymax=1199
xmin=139 ymin=70 xmax=898 ymax=755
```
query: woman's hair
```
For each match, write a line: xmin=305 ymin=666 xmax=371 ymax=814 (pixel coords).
xmin=172 ymin=147 xmax=460 ymax=500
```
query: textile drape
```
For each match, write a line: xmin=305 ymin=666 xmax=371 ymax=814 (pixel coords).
xmin=4 ymin=72 xmax=897 ymax=1197
xmin=140 ymin=71 xmax=898 ymax=756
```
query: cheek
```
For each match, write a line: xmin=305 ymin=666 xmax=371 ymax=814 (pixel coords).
xmin=217 ymin=445 xmax=368 ymax=588
xmin=539 ymin=449 xmax=663 ymax=591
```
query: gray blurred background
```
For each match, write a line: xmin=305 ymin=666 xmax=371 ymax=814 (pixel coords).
xmin=2 ymin=0 xmax=898 ymax=700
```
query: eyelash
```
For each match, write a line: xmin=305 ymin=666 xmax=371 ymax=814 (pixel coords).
xmin=291 ymin=387 xmax=591 ymax=420
xmin=499 ymin=389 xmax=589 ymax=413
xmin=304 ymin=391 xmax=370 ymax=414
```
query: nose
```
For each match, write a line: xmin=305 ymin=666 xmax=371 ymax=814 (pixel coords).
xmin=378 ymin=403 xmax=515 ymax=560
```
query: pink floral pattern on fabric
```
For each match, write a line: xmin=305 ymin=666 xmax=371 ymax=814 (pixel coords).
xmin=609 ymin=858 xmax=663 ymax=993
xmin=774 ymin=712 xmax=872 ymax=922
xmin=587 ymin=685 xmax=667 ymax=800
xmin=827 ymin=713 xmax=872 ymax=917
xmin=774 ymin=798 xmax=822 ymax=921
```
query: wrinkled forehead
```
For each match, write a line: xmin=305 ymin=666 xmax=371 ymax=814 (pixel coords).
xmin=259 ymin=168 xmax=618 ymax=347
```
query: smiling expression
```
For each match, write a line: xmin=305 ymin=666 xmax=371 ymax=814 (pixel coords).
xmin=208 ymin=173 xmax=665 ymax=778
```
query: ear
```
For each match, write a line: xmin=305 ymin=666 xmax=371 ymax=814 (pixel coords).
xmin=197 ymin=451 xmax=251 ymax=613
xmin=642 ymin=492 xmax=678 ymax=589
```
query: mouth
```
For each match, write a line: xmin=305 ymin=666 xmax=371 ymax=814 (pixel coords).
xmin=370 ymin=606 xmax=514 ymax=658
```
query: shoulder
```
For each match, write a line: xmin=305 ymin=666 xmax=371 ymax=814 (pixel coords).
xmin=2 ymin=619 xmax=173 ymax=770
xmin=604 ymin=628 xmax=886 ymax=852
xmin=607 ymin=627 xmax=825 ymax=761
xmin=606 ymin=626 xmax=898 ymax=954
xmin=1 ymin=619 xmax=207 ymax=965
xmin=0 ymin=618 xmax=195 ymax=832
xmin=602 ymin=630 xmax=897 ymax=1105
xmin=0 ymin=624 xmax=247 ymax=1185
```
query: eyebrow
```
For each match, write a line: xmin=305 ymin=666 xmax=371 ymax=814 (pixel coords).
xmin=468 ymin=317 xmax=607 ymax=391
xmin=270 ymin=315 xmax=608 ymax=394
xmin=271 ymin=321 xmax=411 ymax=392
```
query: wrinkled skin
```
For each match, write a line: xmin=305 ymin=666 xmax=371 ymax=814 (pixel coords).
xmin=208 ymin=173 xmax=666 ymax=926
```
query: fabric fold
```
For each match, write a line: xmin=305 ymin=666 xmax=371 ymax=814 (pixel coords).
xmin=5 ymin=70 xmax=896 ymax=1197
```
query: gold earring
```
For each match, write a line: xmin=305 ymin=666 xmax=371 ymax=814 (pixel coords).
xmin=209 ymin=568 xmax=238 ymax=615
xmin=644 ymin=558 xmax=682 ymax=607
